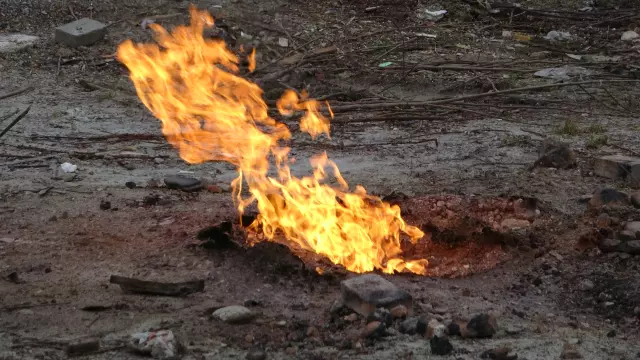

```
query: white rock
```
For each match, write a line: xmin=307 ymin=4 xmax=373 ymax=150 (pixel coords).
xmin=621 ymin=31 xmax=639 ymax=41
xmin=544 ymin=31 xmax=572 ymax=41
xmin=277 ymin=37 xmax=289 ymax=47
xmin=0 ymin=34 xmax=39 ymax=54
xmin=212 ymin=305 xmax=255 ymax=324
xmin=60 ymin=162 xmax=77 ymax=173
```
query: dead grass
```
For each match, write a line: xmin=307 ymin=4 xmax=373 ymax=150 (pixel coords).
xmin=586 ymin=134 xmax=608 ymax=149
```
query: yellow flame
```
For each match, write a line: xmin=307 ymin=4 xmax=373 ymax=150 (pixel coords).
xmin=116 ymin=7 xmax=427 ymax=275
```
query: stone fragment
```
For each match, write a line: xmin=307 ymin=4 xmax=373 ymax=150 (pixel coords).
xmin=164 ymin=175 xmax=203 ymax=192
xmin=462 ymin=313 xmax=498 ymax=338
xmin=55 ymin=18 xmax=107 ymax=47
xmin=599 ymin=238 xmax=621 ymax=253
xmin=340 ymin=274 xmax=412 ymax=316
xmin=0 ymin=34 xmax=39 ymax=53
xmin=589 ymin=188 xmax=630 ymax=209
xmin=212 ymin=305 xmax=255 ymax=324
xmin=430 ymin=336 xmax=453 ymax=355
xmin=66 ymin=338 xmax=100 ymax=356
xmin=416 ymin=317 xmax=428 ymax=336
xmin=594 ymin=155 xmax=640 ymax=182
xmin=621 ymin=30 xmax=639 ymax=41
xmin=447 ymin=322 xmax=462 ymax=336
xmin=560 ymin=343 xmax=583 ymax=359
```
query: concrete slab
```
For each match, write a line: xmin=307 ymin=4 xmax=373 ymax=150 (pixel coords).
xmin=55 ymin=18 xmax=107 ymax=47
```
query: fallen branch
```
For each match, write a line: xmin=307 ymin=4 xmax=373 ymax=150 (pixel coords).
xmin=383 ymin=65 xmax=534 ymax=73
xmin=109 ymin=275 xmax=205 ymax=296
xmin=0 ymin=105 xmax=31 ymax=140
xmin=0 ymin=86 xmax=34 ymax=101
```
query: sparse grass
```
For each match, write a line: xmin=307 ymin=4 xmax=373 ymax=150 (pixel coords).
xmin=584 ymin=124 xmax=607 ymax=134
xmin=586 ymin=134 xmax=608 ymax=149
xmin=500 ymin=134 xmax=531 ymax=147
xmin=555 ymin=119 xmax=580 ymax=136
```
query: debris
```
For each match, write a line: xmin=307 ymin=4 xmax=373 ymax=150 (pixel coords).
xmin=109 ymin=275 xmax=205 ymax=296
xmin=212 ymin=305 xmax=255 ymax=324
xmin=164 ymin=175 xmax=203 ymax=192
xmin=462 ymin=313 xmax=498 ymax=338
xmin=277 ymin=37 xmax=289 ymax=47
xmin=55 ymin=18 xmax=107 ymax=47
xmin=66 ymin=338 xmax=100 ymax=356
xmin=544 ymin=31 xmax=573 ymax=42
xmin=532 ymin=142 xmax=576 ymax=169
xmin=534 ymin=66 xmax=591 ymax=81
xmin=588 ymin=188 xmax=630 ymax=209
xmin=0 ymin=34 xmax=39 ymax=53
xmin=340 ymin=274 xmax=412 ymax=316
xmin=621 ymin=31 xmax=639 ymax=41
xmin=560 ymin=343 xmax=583 ymax=359
xmin=129 ymin=330 xmax=181 ymax=359
xmin=60 ymin=162 xmax=77 ymax=173
xmin=430 ymin=336 xmax=453 ymax=355
xmin=594 ymin=155 xmax=640 ymax=182
xmin=363 ymin=321 xmax=386 ymax=339
xmin=197 ymin=221 xmax=237 ymax=249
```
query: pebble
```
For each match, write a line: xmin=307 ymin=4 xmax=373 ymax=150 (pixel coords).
xmin=430 ymin=336 xmax=453 ymax=355
xmin=625 ymin=221 xmax=640 ymax=234
xmin=560 ymin=343 xmax=583 ymax=359
xmin=344 ymin=313 xmax=358 ymax=322
xmin=606 ymin=330 xmax=616 ymax=338
xmin=462 ymin=313 xmax=498 ymax=338
xmin=125 ymin=181 xmax=137 ymax=189
xmin=211 ymin=305 xmax=255 ymax=324
xmin=599 ymin=238 xmax=621 ymax=253
xmin=633 ymin=307 xmax=640 ymax=315
xmin=589 ymin=188 xmax=630 ymax=209
xmin=447 ymin=322 xmax=462 ymax=336
xmin=164 ymin=175 xmax=203 ymax=192
xmin=416 ymin=317 xmax=428 ymax=336
xmin=363 ymin=321 xmax=386 ymax=339
xmin=480 ymin=347 xmax=517 ymax=360
xmin=432 ymin=306 xmax=449 ymax=315
xmin=99 ymin=200 xmax=111 ymax=210
xmin=398 ymin=317 xmax=419 ymax=335
xmin=390 ymin=305 xmax=408 ymax=319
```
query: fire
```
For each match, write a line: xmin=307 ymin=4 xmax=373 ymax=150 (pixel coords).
xmin=116 ymin=7 xmax=428 ymax=274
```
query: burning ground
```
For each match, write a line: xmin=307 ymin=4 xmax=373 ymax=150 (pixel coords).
xmin=1 ymin=0 xmax=640 ymax=359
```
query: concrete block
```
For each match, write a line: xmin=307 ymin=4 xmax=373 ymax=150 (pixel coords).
xmin=594 ymin=155 xmax=640 ymax=183
xmin=0 ymin=34 xmax=39 ymax=53
xmin=55 ymin=18 xmax=107 ymax=47
xmin=340 ymin=274 xmax=412 ymax=316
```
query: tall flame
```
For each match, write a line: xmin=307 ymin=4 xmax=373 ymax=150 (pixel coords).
xmin=116 ymin=7 xmax=428 ymax=274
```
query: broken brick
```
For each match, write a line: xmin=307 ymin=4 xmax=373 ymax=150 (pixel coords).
xmin=340 ymin=274 xmax=412 ymax=316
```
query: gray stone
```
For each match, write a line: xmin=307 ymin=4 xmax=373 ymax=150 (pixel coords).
xmin=212 ymin=305 xmax=255 ymax=324
xmin=599 ymin=238 xmax=621 ymax=253
xmin=398 ymin=317 xmax=419 ymax=335
xmin=340 ymin=274 xmax=412 ymax=316
xmin=55 ymin=18 xmax=107 ymax=47
xmin=619 ymin=240 xmax=640 ymax=255
xmin=621 ymin=30 xmax=639 ymax=41
xmin=0 ymin=34 xmax=39 ymax=53
xmin=593 ymin=155 xmax=640 ymax=183
xmin=164 ymin=175 xmax=203 ymax=192
xmin=618 ymin=230 xmax=637 ymax=241
xmin=624 ymin=221 xmax=640 ymax=234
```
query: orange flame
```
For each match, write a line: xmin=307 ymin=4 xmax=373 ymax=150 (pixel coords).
xmin=116 ymin=7 xmax=427 ymax=275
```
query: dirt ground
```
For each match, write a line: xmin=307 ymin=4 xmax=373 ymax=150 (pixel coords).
xmin=1 ymin=0 xmax=640 ymax=359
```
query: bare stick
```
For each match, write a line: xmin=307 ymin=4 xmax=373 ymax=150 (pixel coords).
xmin=0 ymin=105 xmax=31 ymax=140
xmin=0 ymin=86 xmax=34 ymax=101
xmin=68 ymin=5 xmax=78 ymax=20
xmin=109 ymin=275 xmax=205 ymax=296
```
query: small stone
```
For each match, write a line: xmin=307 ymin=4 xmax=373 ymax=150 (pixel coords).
xmin=606 ymin=330 xmax=616 ymax=337
xmin=275 ymin=320 xmax=287 ymax=327
xmin=6 ymin=272 xmax=24 ymax=284
xmin=480 ymin=347 xmax=517 ymax=360
xmin=154 ymin=157 xmax=164 ymax=164
xmin=504 ymin=325 xmax=523 ymax=335
xmin=548 ymin=250 xmax=563 ymax=261
xmin=211 ymin=305 xmax=255 ymax=324
xmin=633 ymin=306 xmax=640 ymax=315
xmin=430 ymin=336 xmax=453 ymax=356
xmin=599 ymin=239 xmax=621 ymax=253
xmin=66 ymin=338 xmax=100 ymax=356
xmin=366 ymin=307 xmax=392 ymax=326
xmin=245 ymin=334 xmax=255 ymax=343
xmin=306 ymin=327 xmax=320 ymax=338
xmin=164 ymin=175 xmax=203 ymax=192
xmin=621 ymin=30 xmax=639 ymax=41
xmin=589 ymin=188 xmax=630 ymax=209
xmin=426 ymin=319 xmax=447 ymax=339
xmin=125 ymin=181 xmax=137 ymax=189
xmin=625 ymin=221 xmax=640 ymax=234
xmin=560 ymin=343 xmax=583 ymax=359
xmin=344 ymin=313 xmax=358 ymax=322
xmin=245 ymin=349 xmax=267 ymax=360
xmin=363 ymin=321 xmax=386 ymax=339
xmin=595 ymin=213 xmax=611 ymax=228
xmin=390 ymin=304 xmax=408 ymax=319
xmin=18 ymin=309 xmax=34 ymax=315
xmin=567 ymin=338 xmax=580 ymax=345
xmin=618 ymin=230 xmax=637 ymax=241
xmin=0 ymin=34 xmax=39 ymax=53
xmin=340 ymin=274 xmax=412 ymax=316
xmin=416 ymin=317 xmax=428 ymax=336
xmin=579 ymin=279 xmax=594 ymax=291
xmin=432 ymin=306 xmax=449 ymax=315
xmin=620 ymin=240 xmax=640 ymax=255
xmin=278 ymin=37 xmax=289 ymax=47
xmin=631 ymin=193 xmax=640 ymax=208
xmin=462 ymin=313 xmax=498 ymax=338
xmin=398 ymin=317 xmax=419 ymax=335
xmin=55 ymin=18 xmax=107 ymax=47
xmin=447 ymin=322 xmax=462 ymax=336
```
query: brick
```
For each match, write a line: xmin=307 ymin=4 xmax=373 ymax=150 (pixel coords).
xmin=55 ymin=18 xmax=107 ymax=47
xmin=594 ymin=155 xmax=640 ymax=183
xmin=340 ymin=274 xmax=412 ymax=316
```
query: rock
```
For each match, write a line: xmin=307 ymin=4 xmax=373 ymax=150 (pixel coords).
xmin=363 ymin=321 xmax=386 ymax=339
xmin=432 ymin=306 xmax=449 ymax=315
xmin=55 ymin=18 xmax=107 ymax=47
xmin=416 ymin=317 xmax=428 ymax=336
xmin=594 ymin=155 xmax=640 ymax=182
xmin=306 ymin=326 xmax=320 ymax=338
xmin=211 ymin=305 xmax=255 ymax=324
xmin=164 ymin=175 xmax=203 ymax=192
xmin=589 ymin=188 xmax=630 ymax=209
xmin=125 ymin=181 xmax=137 ymax=189
xmin=6 ymin=272 xmax=24 ymax=284
xmin=534 ymin=66 xmax=592 ymax=81
xmin=544 ymin=30 xmax=572 ymax=41
xmin=66 ymin=338 xmax=100 ymax=356
xmin=619 ymin=230 xmax=637 ymax=241
xmin=606 ymin=330 xmax=616 ymax=337
xmin=447 ymin=322 xmax=462 ymax=336
xmin=631 ymin=193 xmax=640 ymax=208
xmin=579 ymin=279 xmax=594 ymax=291
xmin=595 ymin=213 xmax=612 ymax=228
xmin=344 ymin=313 xmax=358 ymax=322
xmin=625 ymin=221 xmax=640 ymax=234
xmin=426 ymin=319 xmax=447 ymax=339
xmin=100 ymin=200 xmax=111 ymax=210
xmin=246 ymin=349 xmax=267 ymax=360
xmin=462 ymin=313 xmax=498 ymax=338
xmin=398 ymin=317 xmax=419 ymax=335
xmin=599 ymin=238 xmax=622 ymax=253
xmin=129 ymin=330 xmax=181 ymax=359
xmin=619 ymin=240 xmax=640 ymax=255
xmin=532 ymin=142 xmax=576 ymax=169
xmin=390 ymin=304 xmax=408 ymax=319
xmin=366 ymin=307 xmax=392 ymax=326
xmin=634 ymin=306 xmax=640 ymax=315
xmin=340 ymin=274 xmax=412 ymax=316
xmin=430 ymin=336 xmax=453 ymax=356
xmin=481 ymin=347 xmax=518 ymax=360
xmin=0 ymin=34 xmax=39 ymax=53
xmin=560 ymin=343 xmax=583 ymax=359
xmin=621 ymin=30 xmax=639 ymax=41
